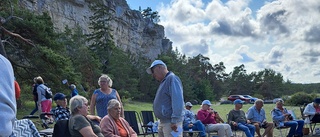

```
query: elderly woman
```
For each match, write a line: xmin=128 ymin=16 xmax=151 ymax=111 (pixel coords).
xmin=100 ymin=99 xmax=137 ymax=137
xmin=90 ymin=74 xmax=123 ymax=118
xmin=272 ymin=99 xmax=304 ymax=137
xmin=68 ymin=95 xmax=103 ymax=137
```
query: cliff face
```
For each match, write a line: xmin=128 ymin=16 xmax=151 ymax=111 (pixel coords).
xmin=19 ymin=0 xmax=172 ymax=59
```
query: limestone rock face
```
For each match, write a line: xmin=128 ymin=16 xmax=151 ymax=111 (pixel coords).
xmin=19 ymin=0 xmax=172 ymax=59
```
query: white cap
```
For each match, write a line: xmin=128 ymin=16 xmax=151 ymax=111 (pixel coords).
xmin=146 ymin=60 xmax=167 ymax=74
xmin=185 ymin=102 xmax=193 ymax=106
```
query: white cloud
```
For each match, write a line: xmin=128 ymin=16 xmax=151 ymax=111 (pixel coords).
xmin=158 ymin=0 xmax=320 ymax=83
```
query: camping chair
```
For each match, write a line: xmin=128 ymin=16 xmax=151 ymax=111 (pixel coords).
xmin=52 ymin=120 xmax=71 ymax=137
xmin=140 ymin=111 xmax=158 ymax=134
xmin=273 ymin=120 xmax=289 ymax=137
xmin=124 ymin=111 xmax=156 ymax=137
xmin=226 ymin=114 xmax=244 ymax=137
xmin=300 ymin=104 xmax=319 ymax=135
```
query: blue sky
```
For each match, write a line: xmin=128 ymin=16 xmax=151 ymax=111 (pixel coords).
xmin=126 ymin=0 xmax=320 ymax=83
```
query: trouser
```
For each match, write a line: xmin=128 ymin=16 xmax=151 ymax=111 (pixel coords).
xmin=158 ymin=121 xmax=183 ymax=137
xmin=206 ymin=123 xmax=233 ymax=137
xmin=311 ymin=115 xmax=320 ymax=123
xmin=237 ymin=122 xmax=255 ymax=137
xmin=284 ymin=120 xmax=304 ymax=137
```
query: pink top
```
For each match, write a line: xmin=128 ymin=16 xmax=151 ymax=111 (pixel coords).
xmin=316 ymin=107 xmax=320 ymax=112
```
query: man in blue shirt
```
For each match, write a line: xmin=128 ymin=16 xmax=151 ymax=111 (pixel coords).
xmin=247 ymin=99 xmax=273 ymax=137
xmin=183 ymin=102 xmax=206 ymax=137
xmin=146 ymin=60 xmax=184 ymax=137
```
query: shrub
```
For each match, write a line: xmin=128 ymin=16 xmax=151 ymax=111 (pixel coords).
xmin=286 ymin=92 xmax=313 ymax=106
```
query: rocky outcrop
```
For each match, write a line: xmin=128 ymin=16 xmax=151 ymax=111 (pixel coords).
xmin=19 ymin=0 xmax=172 ymax=59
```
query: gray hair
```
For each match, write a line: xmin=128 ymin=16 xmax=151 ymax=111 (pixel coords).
xmin=254 ymin=99 xmax=264 ymax=105
xmin=98 ymin=74 xmax=113 ymax=87
xmin=107 ymin=99 xmax=120 ymax=113
xmin=69 ymin=95 xmax=88 ymax=115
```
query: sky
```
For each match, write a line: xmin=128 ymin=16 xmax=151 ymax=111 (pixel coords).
xmin=126 ymin=0 xmax=320 ymax=84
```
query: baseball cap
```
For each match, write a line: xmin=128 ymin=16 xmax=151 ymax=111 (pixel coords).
xmin=234 ymin=99 xmax=244 ymax=104
xmin=53 ymin=93 xmax=66 ymax=101
xmin=146 ymin=60 xmax=167 ymax=74
xmin=314 ymin=98 xmax=320 ymax=104
xmin=185 ymin=102 xmax=193 ymax=107
xmin=201 ymin=100 xmax=212 ymax=106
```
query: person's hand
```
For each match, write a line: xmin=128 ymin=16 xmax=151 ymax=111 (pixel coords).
xmin=171 ymin=123 xmax=178 ymax=132
xmin=232 ymin=121 xmax=237 ymax=126
xmin=208 ymin=109 xmax=214 ymax=114
xmin=246 ymin=120 xmax=251 ymax=124
xmin=87 ymin=115 xmax=101 ymax=122
xmin=188 ymin=123 xmax=193 ymax=128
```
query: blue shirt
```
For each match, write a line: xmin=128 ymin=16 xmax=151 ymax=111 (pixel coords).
xmin=247 ymin=105 xmax=266 ymax=123
xmin=183 ymin=109 xmax=196 ymax=126
xmin=94 ymin=89 xmax=117 ymax=118
xmin=153 ymin=71 xmax=184 ymax=124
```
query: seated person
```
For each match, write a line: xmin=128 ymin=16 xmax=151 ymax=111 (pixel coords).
xmin=228 ymin=99 xmax=255 ymax=137
xmin=51 ymin=93 xmax=70 ymax=122
xmin=303 ymin=98 xmax=320 ymax=123
xmin=198 ymin=100 xmax=233 ymax=137
xmin=183 ymin=102 xmax=206 ymax=137
xmin=272 ymin=99 xmax=304 ymax=137
xmin=68 ymin=95 xmax=103 ymax=137
xmin=51 ymin=93 xmax=100 ymax=123
xmin=100 ymin=99 xmax=137 ymax=137
xmin=247 ymin=99 xmax=273 ymax=137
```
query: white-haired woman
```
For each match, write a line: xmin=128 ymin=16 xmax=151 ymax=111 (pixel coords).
xmin=100 ymin=99 xmax=137 ymax=137
xmin=90 ymin=74 xmax=123 ymax=118
xmin=69 ymin=95 xmax=103 ymax=137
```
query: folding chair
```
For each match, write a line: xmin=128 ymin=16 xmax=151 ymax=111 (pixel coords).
xmin=273 ymin=121 xmax=289 ymax=137
xmin=52 ymin=120 xmax=71 ymax=137
xmin=226 ymin=114 xmax=244 ymax=137
xmin=22 ymin=112 xmax=54 ymax=136
xmin=124 ymin=111 xmax=156 ymax=137
xmin=300 ymin=104 xmax=320 ymax=135
xmin=140 ymin=111 xmax=158 ymax=134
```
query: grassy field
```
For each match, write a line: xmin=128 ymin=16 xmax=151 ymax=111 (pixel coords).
xmin=18 ymin=100 xmax=314 ymax=136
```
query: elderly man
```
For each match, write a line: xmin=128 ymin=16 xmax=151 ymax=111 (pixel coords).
xmin=228 ymin=99 xmax=255 ymax=137
xmin=183 ymin=102 xmax=206 ymax=137
xmin=146 ymin=60 xmax=184 ymax=137
xmin=247 ymin=99 xmax=273 ymax=137
xmin=272 ymin=99 xmax=304 ymax=137
xmin=198 ymin=100 xmax=233 ymax=137
xmin=303 ymin=98 xmax=320 ymax=123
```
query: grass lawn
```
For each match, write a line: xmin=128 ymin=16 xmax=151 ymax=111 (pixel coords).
xmin=17 ymin=100 xmax=315 ymax=136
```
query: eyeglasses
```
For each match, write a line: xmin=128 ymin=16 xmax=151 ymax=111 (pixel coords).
xmin=151 ymin=66 xmax=158 ymax=73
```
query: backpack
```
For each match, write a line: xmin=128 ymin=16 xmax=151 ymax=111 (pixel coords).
xmin=39 ymin=85 xmax=53 ymax=99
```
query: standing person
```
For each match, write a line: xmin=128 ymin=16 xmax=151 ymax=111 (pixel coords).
xmin=303 ymin=98 xmax=320 ymax=123
xmin=69 ymin=84 xmax=79 ymax=97
xmin=272 ymin=99 xmax=304 ymax=137
xmin=183 ymin=102 xmax=206 ymax=137
xmin=0 ymin=54 xmax=17 ymax=136
xmin=35 ymin=76 xmax=52 ymax=113
xmin=30 ymin=77 xmax=39 ymax=115
xmin=90 ymin=74 xmax=123 ymax=118
xmin=146 ymin=60 xmax=184 ymax=137
xmin=14 ymin=79 xmax=21 ymax=99
xmin=247 ymin=99 xmax=273 ymax=137
xmin=197 ymin=100 xmax=233 ymax=137
xmin=228 ymin=99 xmax=255 ymax=137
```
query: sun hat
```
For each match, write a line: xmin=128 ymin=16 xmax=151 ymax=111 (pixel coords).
xmin=146 ymin=60 xmax=167 ymax=74
xmin=234 ymin=99 xmax=244 ymax=104
xmin=201 ymin=100 xmax=212 ymax=106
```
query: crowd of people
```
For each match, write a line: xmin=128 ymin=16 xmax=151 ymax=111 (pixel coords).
xmin=1 ymin=57 xmax=319 ymax=137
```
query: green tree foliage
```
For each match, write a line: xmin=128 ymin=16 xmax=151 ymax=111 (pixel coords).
xmin=226 ymin=64 xmax=253 ymax=95
xmin=141 ymin=7 xmax=160 ymax=23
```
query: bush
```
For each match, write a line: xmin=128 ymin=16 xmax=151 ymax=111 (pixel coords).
xmin=286 ymin=92 xmax=313 ymax=106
